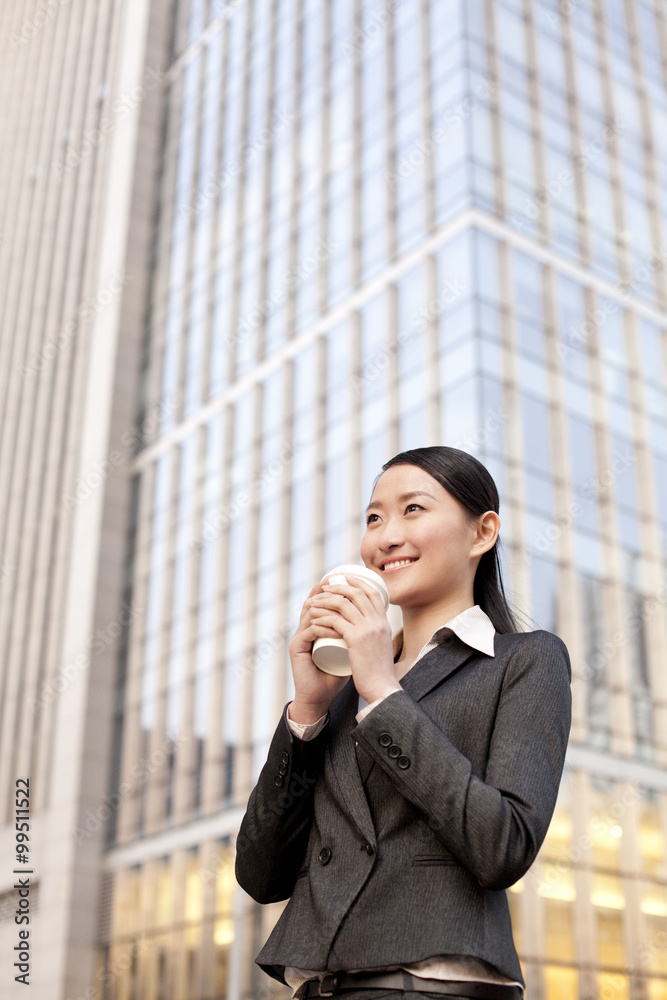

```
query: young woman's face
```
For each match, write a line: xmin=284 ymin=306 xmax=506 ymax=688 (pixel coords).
xmin=360 ymin=463 xmax=497 ymax=608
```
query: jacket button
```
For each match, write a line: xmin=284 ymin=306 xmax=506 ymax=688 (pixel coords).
xmin=278 ymin=762 xmax=287 ymax=776
xmin=274 ymin=774 xmax=284 ymax=786
xmin=388 ymin=744 xmax=401 ymax=758
xmin=281 ymin=751 xmax=289 ymax=764
xmin=318 ymin=847 xmax=332 ymax=864
xmin=363 ymin=843 xmax=375 ymax=856
xmin=398 ymin=755 xmax=410 ymax=769
xmin=378 ymin=733 xmax=392 ymax=747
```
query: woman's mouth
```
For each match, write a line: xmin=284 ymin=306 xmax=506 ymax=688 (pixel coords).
xmin=381 ymin=558 xmax=418 ymax=573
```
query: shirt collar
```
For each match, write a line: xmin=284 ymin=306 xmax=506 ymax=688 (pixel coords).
xmin=391 ymin=604 xmax=496 ymax=661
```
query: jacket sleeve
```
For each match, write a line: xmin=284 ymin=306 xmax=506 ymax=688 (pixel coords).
xmin=352 ymin=630 xmax=572 ymax=891
xmin=235 ymin=701 xmax=330 ymax=904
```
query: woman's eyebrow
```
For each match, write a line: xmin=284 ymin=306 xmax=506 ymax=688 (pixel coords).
xmin=365 ymin=490 xmax=437 ymax=513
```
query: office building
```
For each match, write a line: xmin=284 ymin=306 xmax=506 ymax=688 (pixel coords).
xmin=1 ymin=1 xmax=667 ymax=998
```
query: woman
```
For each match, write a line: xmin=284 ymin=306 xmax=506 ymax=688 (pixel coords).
xmin=235 ymin=446 xmax=572 ymax=1000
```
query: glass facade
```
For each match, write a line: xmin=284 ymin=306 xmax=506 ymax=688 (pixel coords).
xmin=100 ymin=2 xmax=667 ymax=998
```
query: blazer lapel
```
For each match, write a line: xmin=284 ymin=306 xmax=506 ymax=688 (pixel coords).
xmin=327 ymin=678 xmax=376 ymax=844
xmin=398 ymin=633 xmax=478 ymax=701
xmin=326 ymin=635 xmax=480 ymax=843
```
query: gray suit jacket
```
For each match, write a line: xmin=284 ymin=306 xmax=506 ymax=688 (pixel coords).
xmin=235 ymin=628 xmax=572 ymax=987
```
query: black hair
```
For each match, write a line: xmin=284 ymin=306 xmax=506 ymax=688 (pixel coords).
xmin=375 ymin=446 xmax=523 ymax=634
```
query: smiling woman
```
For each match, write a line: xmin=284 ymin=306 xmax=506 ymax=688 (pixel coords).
xmin=235 ymin=445 xmax=572 ymax=1000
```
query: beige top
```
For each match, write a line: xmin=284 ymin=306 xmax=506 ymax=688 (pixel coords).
xmin=284 ymin=604 xmax=524 ymax=996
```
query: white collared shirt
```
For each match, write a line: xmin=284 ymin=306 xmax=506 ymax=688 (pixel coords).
xmin=283 ymin=605 xmax=523 ymax=996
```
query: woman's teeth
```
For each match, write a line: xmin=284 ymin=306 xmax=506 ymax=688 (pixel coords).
xmin=383 ymin=559 xmax=417 ymax=572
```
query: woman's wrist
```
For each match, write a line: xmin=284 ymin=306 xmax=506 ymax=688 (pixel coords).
xmin=288 ymin=699 xmax=329 ymax=725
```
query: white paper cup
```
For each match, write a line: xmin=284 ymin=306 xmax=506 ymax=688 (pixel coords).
xmin=311 ymin=564 xmax=390 ymax=676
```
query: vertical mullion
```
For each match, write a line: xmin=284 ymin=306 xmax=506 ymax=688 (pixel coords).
xmin=275 ymin=358 xmax=296 ymax=723
xmin=542 ymin=266 xmax=587 ymax=748
xmin=584 ymin=288 xmax=635 ymax=758
xmin=202 ymin=23 xmax=230 ymax=399
xmin=571 ymin=771 xmax=597 ymax=1000
xmin=284 ymin=0 xmax=305 ymax=339
xmin=622 ymin=0 xmax=667 ymax=308
xmin=145 ymin=70 xmax=185 ymax=427
xmin=202 ymin=405 xmax=233 ymax=815
xmin=313 ymin=336 xmax=327 ymax=581
xmin=348 ymin=311 xmax=363 ymax=560
xmin=419 ymin=0 xmax=436 ymax=236
xmin=116 ymin=466 xmax=157 ymax=843
xmin=624 ymin=313 xmax=667 ymax=766
xmin=178 ymin=51 xmax=206 ymax=422
xmin=522 ymin=0 xmax=549 ymax=246
xmin=497 ymin=241 xmax=531 ymax=621
xmin=591 ymin=4 xmax=630 ymax=287
xmin=618 ymin=777 xmax=643 ymax=986
xmin=559 ymin=10 xmax=593 ymax=267
xmin=386 ymin=283 xmax=399 ymax=457
xmin=172 ymin=426 xmax=208 ymax=822
xmin=318 ymin=0 xmax=332 ymax=316
xmin=199 ymin=22 xmax=230 ymax=820
xmin=196 ymin=31 xmax=225 ymax=406
xmin=144 ymin=448 xmax=180 ymax=834
xmin=239 ymin=384 xmax=263 ymax=796
xmin=256 ymin=0 xmax=280 ymax=362
xmin=652 ymin=0 xmax=667 ymax=96
xmin=228 ymin=1 xmax=255 ymax=379
xmin=423 ymin=253 xmax=441 ymax=446
xmin=385 ymin=5 xmax=397 ymax=262
xmin=350 ymin=0 xmax=362 ymax=290
xmin=484 ymin=0 xmax=505 ymax=219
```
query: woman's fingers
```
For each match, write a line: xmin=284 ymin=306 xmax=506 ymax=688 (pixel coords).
xmin=298 ymin=583 xmax=326 ymax=623
xmin=297 ymin=575 xmax=385 ymax=648
xmin=303 ymin=620 xmax=345 ymax=638
xmin=321 ymin=577 xmax=384 ymax=617
xmin=310 ymin=592 xmax=362 ymax=625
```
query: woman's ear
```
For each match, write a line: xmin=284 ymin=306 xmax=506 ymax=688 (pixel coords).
xmin=472 ymin=511 xmax=500 ymax=556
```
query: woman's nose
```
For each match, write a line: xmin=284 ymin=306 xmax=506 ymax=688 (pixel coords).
xmin=377 ymin=520 xmax=406 ymax=548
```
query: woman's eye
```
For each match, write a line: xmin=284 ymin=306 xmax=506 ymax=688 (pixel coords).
xmin=366 ymin=504 xmax=423 ymax=525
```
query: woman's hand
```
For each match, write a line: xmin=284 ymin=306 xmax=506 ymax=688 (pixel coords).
xmin=288 ymin=582 xmax=351 ymax=721
xmin=307 ymin=575 xmax=400 ymax=705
